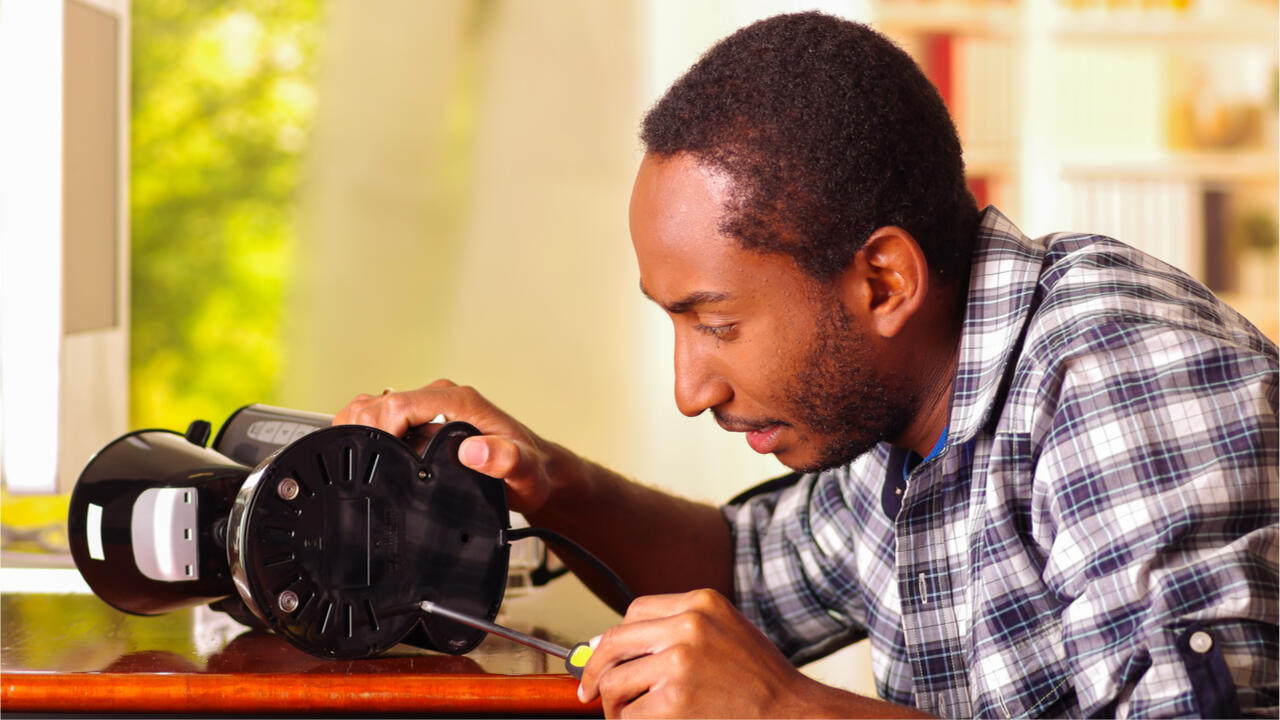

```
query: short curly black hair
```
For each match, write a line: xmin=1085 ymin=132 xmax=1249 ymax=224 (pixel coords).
xmin=641 ymin=12 xmax=979 ymax=283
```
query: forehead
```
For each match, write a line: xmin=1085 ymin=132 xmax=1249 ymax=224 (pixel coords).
xmin=629 ymin=153 xmax=808 ymax=304
xmin=629 ymin=153 xmax=728 ymax=260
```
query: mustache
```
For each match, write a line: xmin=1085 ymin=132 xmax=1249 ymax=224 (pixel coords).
xmin=712 ymin=409 xmax=786 ymax=433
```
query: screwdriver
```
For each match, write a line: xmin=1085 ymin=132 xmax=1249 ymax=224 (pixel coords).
xmin=419 ymin=600 xmax=595 ymax=679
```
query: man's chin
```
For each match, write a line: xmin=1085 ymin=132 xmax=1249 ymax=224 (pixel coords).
xmin=779 ymin=437 xmax=879 ymax=474
xmin=774 ymin=449 xmax=838 ymax=474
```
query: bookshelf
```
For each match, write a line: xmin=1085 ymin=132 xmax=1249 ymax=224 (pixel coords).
xmin=870 ymin=0 xmax=1279 ymax=339
xmin=1049 ymin=5 xmax=1278 ymax=44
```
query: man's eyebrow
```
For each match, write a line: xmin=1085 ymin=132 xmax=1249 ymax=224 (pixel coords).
xmin=639 ymin=283 xmax=733 ymax=314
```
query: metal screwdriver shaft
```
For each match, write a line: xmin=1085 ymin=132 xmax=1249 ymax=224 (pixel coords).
xmin=419 ymin=600 xmax=570 ymax=658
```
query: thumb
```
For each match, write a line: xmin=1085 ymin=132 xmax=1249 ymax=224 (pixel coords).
xmin=458 ymin=435 xmax=547 ymax=513
xmin=458 ymin=436 xmax=498 ymax=472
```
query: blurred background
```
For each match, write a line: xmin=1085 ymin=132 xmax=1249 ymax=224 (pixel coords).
xmin=2 ymin=0 xmax=1276 ymax=695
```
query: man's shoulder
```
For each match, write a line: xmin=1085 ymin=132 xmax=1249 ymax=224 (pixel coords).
xmin=956 ymin=210 xmax=1275 ymax=444
xmin=1021 ymin=231 xmax=1276 ymax=365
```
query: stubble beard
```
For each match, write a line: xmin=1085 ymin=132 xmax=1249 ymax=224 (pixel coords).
xmin=783 ymin=300 xmax=916 ymax=473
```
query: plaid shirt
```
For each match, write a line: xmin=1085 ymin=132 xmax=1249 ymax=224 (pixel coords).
xmin=725 ymin=208 xmax=1279 ymax=717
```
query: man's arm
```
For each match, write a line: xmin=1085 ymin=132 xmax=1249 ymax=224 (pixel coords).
xmin=1031 ymin=321 xmax=1279 ymax=717
xmin=522 ymin=447 xmax=733 ymax=609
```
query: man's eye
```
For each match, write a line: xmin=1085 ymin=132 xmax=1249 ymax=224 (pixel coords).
xmin=694 ymin=323 xmax=737 ymax=340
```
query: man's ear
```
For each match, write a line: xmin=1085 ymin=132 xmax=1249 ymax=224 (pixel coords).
xmin=837 ymin=226 xmax=929 ymax=339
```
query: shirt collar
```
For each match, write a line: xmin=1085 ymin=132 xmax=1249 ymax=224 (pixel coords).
xmin=945 ymin=206 xmax=1045 ymax=445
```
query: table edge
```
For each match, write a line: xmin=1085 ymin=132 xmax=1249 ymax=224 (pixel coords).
xmin=2 ymin=670 xmax=603 ymax=715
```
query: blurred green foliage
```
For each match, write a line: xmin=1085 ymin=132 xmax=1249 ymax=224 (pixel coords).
xmin=130 ymin=0 xmax=320 ymax=430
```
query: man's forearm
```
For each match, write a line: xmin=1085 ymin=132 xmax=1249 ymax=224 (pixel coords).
xmin=525 ymin=442 xmax=734 ymax=611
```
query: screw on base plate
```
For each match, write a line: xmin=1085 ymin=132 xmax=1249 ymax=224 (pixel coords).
xmin=277 ymin=477 xmax=300 ymax=500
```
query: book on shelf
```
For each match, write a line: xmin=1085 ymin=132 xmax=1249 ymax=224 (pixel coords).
xmin=908 ymin=31 xmax=1016 ymax=207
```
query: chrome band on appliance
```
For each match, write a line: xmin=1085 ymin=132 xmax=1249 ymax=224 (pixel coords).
xmin=226 ymin=460 xmax=271 ymax=626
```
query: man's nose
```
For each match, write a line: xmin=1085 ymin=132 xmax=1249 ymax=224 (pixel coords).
xmin=673 ymin=334 xmax=731 ymax=417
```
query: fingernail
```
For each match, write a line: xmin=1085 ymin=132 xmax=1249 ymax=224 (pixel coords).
xmin=588 ymin=634 xmax=602 ymax=650
xmin=460 ymin=438 xmax=487 ymax=466
xmin=577 ymin=683 xmax=587 ymax=703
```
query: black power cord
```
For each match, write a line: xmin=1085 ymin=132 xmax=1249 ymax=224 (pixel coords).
xmin=506 ymin=526 xmax=635 ymax=607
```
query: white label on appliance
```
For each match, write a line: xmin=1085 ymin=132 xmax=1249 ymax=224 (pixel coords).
xmin=87 ymin=503 xmax=105 ymax=560
xmin=131 ymin=487 xmax=199 ymax=581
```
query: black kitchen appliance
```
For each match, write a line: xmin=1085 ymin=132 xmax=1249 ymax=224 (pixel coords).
xmin=66 ymin=405 xmax=622 ymax=660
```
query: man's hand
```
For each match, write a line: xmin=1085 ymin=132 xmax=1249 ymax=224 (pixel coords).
xmin=576 ymin=589 xmax=903 ymax=718
xmin=333 ymin=379 xmax=554 ymax=513
xmin=578 ymin=589 xmax=805 ymax=717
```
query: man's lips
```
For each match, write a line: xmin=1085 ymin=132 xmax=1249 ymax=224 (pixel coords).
xmin=715 ymin=415 xmax=786 ymax=454
xmin=745 ymin=424 xmax=783 ymax=454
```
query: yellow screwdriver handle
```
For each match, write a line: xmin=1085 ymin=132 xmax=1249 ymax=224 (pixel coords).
xmin=565 ymin=641 xmax=593 ymax=679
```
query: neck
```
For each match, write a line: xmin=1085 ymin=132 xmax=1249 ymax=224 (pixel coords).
xmin=891 ymin=281 xmax=964 ymax=457
xmin=901 ymin=364 xmax=955 ymax=457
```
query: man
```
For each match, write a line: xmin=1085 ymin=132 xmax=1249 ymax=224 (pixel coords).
xmin=336 ymin=13 xmax=1278 ymax=718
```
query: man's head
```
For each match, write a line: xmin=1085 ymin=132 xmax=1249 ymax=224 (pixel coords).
xmin=633 ymin=154 xmax=944 ymax=470
xmin=631 ymin=14 xmax=971 ymax=470
xmin=640 ymin=11 xmax=978 ymax=284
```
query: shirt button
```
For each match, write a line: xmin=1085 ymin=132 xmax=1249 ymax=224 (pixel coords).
xmin=894 ymin=487 xmax=902 ymax=495
xmin=1189 ymin=630 xmax=1213 ymax=654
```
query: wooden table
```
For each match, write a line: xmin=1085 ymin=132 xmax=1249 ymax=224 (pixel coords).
xmin=1 ymin=580 xmax=603 ymax=716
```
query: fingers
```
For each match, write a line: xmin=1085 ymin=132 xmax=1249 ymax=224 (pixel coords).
xmin=622 ymin=588 xmax=730 ymax=623
xmin=577 ymin=590 xmax=736 ymax=708
xmin=335 ymin=382 xmax=520 ymax=467
xmin=578 ymin=614 xmax=681 ymax=701
xmin=590 ymin=652 xmax=667 ymax=718
xmin=578 ymin=589 xmax=811 ymax=718
xmin=581 ymin=624 xmax=708 ymax=718
xmin=333 ymin=380 xmax=554 ymax=513
xmin=332 ymin=380 xmax=481 ymax=436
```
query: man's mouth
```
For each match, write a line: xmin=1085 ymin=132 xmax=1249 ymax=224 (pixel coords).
xmin=744 ymin=424 xmax=783 ymax=454
xmin=713 ymin=412 xmax=787 ymax=454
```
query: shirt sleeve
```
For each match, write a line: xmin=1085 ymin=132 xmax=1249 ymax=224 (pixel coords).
xmin=1030 ymin=320 xmax=1279 ymax=718
xmin=722 ymin=454 xmax=889 ymax=665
